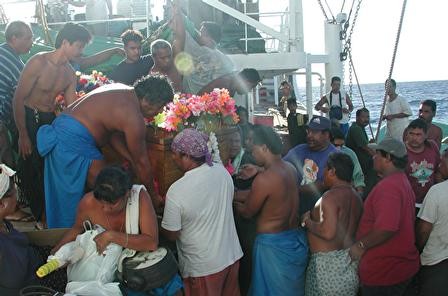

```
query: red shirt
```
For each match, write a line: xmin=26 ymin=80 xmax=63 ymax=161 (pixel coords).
xmin=406 ymin=141 xmax=441 ymax=203
xmin=356 ymin=172 xmax=420 ymax=286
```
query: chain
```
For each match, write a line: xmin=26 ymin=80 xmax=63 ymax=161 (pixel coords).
xmin=375 ymin=0 xmax=408 ymax=141
xmin=316 ymin=0 xmax=330 ymax=22
xmin=340 ymin=0 xmax=362 ymax=115
xmin=347 ymin=0 xmax=362 ymax=44
xmin=340 ymin=0 xmax=362 ymax=62
xmin=340 ymin=0 xmax=362 ymax=119
xmin=348 ymin=47 xmax=353 ymax=98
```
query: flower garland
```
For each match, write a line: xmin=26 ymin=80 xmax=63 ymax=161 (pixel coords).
xmin=207 ymin=131 xmax=222 ymax=164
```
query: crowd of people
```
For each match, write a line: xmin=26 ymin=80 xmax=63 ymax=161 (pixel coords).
xmin=0 ymin=7 xmax=447 ymax=296
xmin=279 ymin=75 xmax=446 ymax=295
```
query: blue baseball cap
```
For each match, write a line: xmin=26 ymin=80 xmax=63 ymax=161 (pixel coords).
xmin=307 ymin=115 xmax=331 ymax=131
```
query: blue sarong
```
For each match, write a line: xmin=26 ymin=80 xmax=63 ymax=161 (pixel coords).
xmin=37 ymin=114 xmax=103 ymax=228
xmin=249 ymin=229 xmax=308 ymax=296
xmin=119 ymin=273 xmax=183 ymax=296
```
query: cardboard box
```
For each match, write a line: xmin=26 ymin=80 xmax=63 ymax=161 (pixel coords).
xmin=24 ymin=228 xmax=69 ymax=246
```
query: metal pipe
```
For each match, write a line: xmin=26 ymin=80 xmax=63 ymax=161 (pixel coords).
xmin=273 ymin=76 xmax=279 ymax=106
xmin=324 ymin=21 xmax=344 ymax=92
xmin=305 ymin=54 xmax=314 ymax=119
xmin=201 ymin=0 xmax=289 ymax=44
xmin=146 ymin=0 xmax=151 ymax=38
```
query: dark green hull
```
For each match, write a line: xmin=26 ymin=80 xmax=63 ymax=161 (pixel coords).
xmin=0 ymin=23 xmax=124 ymax=75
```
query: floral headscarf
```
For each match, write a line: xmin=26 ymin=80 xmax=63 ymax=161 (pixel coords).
xmin=171 ymin=129 xmax=213 ymax=166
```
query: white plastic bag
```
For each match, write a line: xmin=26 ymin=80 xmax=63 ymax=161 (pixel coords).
xmin=55 ymin=224 xmax=123 ymax=296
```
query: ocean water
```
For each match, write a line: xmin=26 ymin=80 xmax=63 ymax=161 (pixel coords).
xmin=298 ymin=80 xmax=448 ymax=135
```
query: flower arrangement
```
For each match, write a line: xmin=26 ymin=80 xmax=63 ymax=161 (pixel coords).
xmin=55 ymin=70 xmax=113 ymax=110
xmin=76 ymin=70 xmax=112 ymax=94
xmin=154 ymin=88 xmax=239 ymax=134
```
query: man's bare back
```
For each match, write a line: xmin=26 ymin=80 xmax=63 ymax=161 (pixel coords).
xmin=65 ymin=83 xmax=148 ymax=187
xmin=239 ymin=160 xmax=299 ymax=234
xmin=306 ymin=186 xmax=362 ymax=252
xmin=257 ymin=161 xmax=299 ymax=233
xmin=66 ymin=84 xmax=143 ymax=147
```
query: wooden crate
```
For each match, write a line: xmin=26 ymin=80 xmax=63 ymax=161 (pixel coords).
xmin=102 ymin=128 xmax=184 ymax=196
xmin=146 ymin=128 xmax=184 ymax=196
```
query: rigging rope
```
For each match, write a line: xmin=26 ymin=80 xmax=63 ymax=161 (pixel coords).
xmin=323 ymin=0 xmax=336 ymax=22
xmin=375 ymin=0 xmax=408 ymax=141
xmin=316 ymin=0 xmax=330 ymax=22
xmin=346 ymin=0 xmax=362 ymax=97
xmin=340 ymin=0 xmax=347 ymax=13
xmin=36 ymin=0 xmax=53 ymax=46
xmin=349 ymin=51 xmax=374 ymax=139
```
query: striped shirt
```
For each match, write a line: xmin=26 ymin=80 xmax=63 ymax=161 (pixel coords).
xmin=0 ymin=42 xmax=24 ymax=128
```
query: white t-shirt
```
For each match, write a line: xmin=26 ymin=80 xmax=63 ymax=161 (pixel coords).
xmin=417 ymin=180 xmax=448 ymax=266
xmin=325 ymin=90 xmax=350 ymax=124
xmin=161 ymin=163 xmax=243 ymax=278
xmin=384 ymin=95 xmax=412 ymax=141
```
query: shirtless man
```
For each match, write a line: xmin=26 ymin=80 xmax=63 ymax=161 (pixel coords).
xmin=301 ymin=152 xmax=363 ymax=296
xmin=53 ymin=166 xmax=158 ymax=253
xmin=52 ymin=166 xmax=184 ymax=294
xmin=149 ymin=39 xmax=182 ymax=92
xmin=13 ymin=22 xmax=91 ymax=225
xmin=37 ymin=75 xmax=174 ymax=228
xmin=234 ymin=124 xmax=308 ymax=296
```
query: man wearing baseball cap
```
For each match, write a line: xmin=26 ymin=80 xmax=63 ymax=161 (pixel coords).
xmin=283 ymin=115 xmax=339 ymax=216
xmin=349 ymin=138 xmax=420 ymax=295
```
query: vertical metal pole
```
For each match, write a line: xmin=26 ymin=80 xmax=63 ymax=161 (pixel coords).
xmin=273 ymin=76 xmax=279 ymax=106
xmin=146 ymin=0 xmax=152 ymax=38
xmin=255 ymin=85 xmax=260 ymax=105
xmin=324 ymin=21 xmax=344 ymax=92
xmin=292 ymin=75 xmax=300 ymax=102
xmin=289 ymin=0 xmax=304 ymax=52
xmin=244 ymin=2 xmax=248 ymax=53
xmin=305 ymin=54 xmax=314 ymax=120
xmin=248 ymin=93 xmax=254 ymax=124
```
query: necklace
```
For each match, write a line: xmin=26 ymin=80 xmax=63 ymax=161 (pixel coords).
xmin=104 ymin=212 xmax=125 ymax=233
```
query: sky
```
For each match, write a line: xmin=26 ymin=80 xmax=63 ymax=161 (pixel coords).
xmin=3 ymin=0 xmax=447 ymax=84
xmin=260 ymin=0 xmax=447 ymax=84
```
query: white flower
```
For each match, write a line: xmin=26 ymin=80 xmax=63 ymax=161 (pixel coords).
xmin=207 ymin=132 xmax=222 ymax=164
